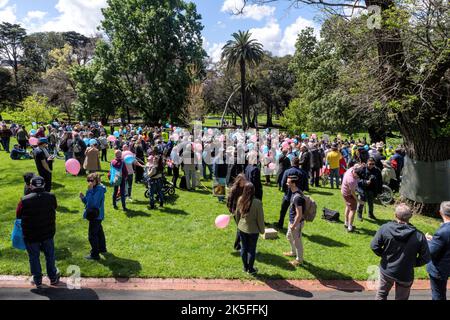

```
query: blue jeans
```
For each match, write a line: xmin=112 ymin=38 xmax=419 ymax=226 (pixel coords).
xmin=25 ymin=238 xmax=58 ymax=286
xmin=203 ymin=162 xmax=213 ymax=180
xmin=113 ymin=180 xmax=126 ymax=209
xmin=239 ymin=231 xmax=259 ymax=272
xmin=329 ymin=168 xmax=340 ymax=188
xmin=149 ymin=178 xmax=164 ymax=208
xmin=430 ymin=275 xmax=447 ymax=300
xmin=1 ymin=137 xmax=10 ymax=152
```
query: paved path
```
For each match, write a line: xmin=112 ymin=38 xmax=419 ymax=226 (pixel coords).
xmin=0 ymin=276 xmax=444 ymax=300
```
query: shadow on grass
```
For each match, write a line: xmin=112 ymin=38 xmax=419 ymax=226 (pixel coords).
xmin=309 ymin=190 xmax=334 ymax=196
xmin=301 ymin=261 xmax=365 ymax=292
xmin=99 ymin=252 xmax=142 ymax=278
xmin=355 ymin=227 xmax=377 ymax=237
xmin=256 ymin=252 xmax=296 ymax=271
xmin=57 ymin=206 xmax=80 ymax=214
xmin=52 ymin=182 xmax=65 ymax=190
xmin=31 ymin=286 xmax=99 ymax=300
xmin=254 ymin=274 xmax=314 ymax=298
xmin=303 ymin=234 xmax=349 ymax=247
xmin=159 ymin=207 xmax=189 ymax=215
xmin=55 ymin=247 xmax=72 ymax=260
xmin=125 ymin=209 xmax=151 ymax=218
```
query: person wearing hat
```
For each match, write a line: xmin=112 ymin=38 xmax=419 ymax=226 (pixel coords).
xmin=83 ymin=139 xmax=101 ymax=173
xmin=33 ymin=138 xmax=54 ymax=192
xmin=326 ymin=143 xmax=342 ymax=189
xmin=16 ymin=176 xmax=60 ymax=289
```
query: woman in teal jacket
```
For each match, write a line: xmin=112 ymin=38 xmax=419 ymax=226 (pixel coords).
xmin=80 ymin=173 xmax=107 ymax=260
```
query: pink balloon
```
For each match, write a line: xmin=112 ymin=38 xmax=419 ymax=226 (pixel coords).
xmin=29 ymin=137 xmax=39 ymax=146
xmin=65 ymin=159 xmax=81 ymax=175
xmin=250 ymin=135 xmax=258 ymax=143
xmin=195 ymin=143 xmax=203 ymax=152
xmin=269 ymin=163 xmax=276 ymax=170
xmin=219 ymin=135 xmax=225 ymax=142
xmin=122 ymin=151 xmax=134 ymax=158
xmin=282 ymin=142 xmax=289 ymax=149
xmin=107 ymin=135 xmax=116 ymax=142
xmin=207 ymin=128 xmax=214 ymax=135
xmin=215 ymin=215 xmax=231 ymax=229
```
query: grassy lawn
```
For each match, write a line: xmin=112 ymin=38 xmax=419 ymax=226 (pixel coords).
xmin=0 ymin=146 xmax=437 ymax=280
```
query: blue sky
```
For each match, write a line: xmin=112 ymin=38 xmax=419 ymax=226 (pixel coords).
xmin=0 ymin=0 xmax=326 ymax=61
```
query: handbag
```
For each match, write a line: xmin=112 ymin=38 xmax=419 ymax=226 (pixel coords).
xmin=86 ymin=207 xmax=100 ymax=221
xmin=322 ymin=208 xmax=340 ymax=223
xmin=11 ymin=219 xmax=26 ymax=250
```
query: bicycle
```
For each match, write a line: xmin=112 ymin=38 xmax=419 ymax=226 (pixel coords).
xmin=377 ymin=184 xmax=394 ymax=205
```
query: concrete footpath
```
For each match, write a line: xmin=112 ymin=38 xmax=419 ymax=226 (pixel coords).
xmin=0 ymin=276 xmax=443 ymax=300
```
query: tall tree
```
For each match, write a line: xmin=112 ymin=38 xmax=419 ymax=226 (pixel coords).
xmin=245 ymin=0 xmax=450 ymax=215
xmin=222 ymin=30 xmax=264 ymax=129
xmin=22 ymin=32 xmax=66 ymax=73
xmin=93 ymin=0 xmax=206 ymax=125
xmin=0 ymin=23 xmax=26 ymax=96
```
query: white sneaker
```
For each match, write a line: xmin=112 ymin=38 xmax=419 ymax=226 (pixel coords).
xmin=127 ymin=198 xmax=133 ymax=202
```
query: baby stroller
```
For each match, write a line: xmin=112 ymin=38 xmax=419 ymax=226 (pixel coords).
xmin=143 ymin=175 xmax=176 ymax=199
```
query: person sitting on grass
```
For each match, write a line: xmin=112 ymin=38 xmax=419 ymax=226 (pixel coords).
xmin=10 ymin=144 xmax=32 ymax=160
xmin=235 ymin=182 xmax=265 ymax=275
xmin=80 ymin=173 xmax=107 ymax=261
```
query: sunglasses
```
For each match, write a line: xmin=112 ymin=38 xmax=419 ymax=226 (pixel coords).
xmin=87 ymin=179 xmax=94 ymax=182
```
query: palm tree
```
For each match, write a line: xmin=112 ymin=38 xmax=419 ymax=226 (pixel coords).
xmin=221 ymin=30 xmax=264 ymax=130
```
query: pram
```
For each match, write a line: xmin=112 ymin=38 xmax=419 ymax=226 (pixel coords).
xmin=143 ymin=175 xmax=176 ymax=199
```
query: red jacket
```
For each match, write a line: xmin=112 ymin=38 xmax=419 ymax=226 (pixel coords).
xmin=339 ymin=158 xmax=347 ymax=176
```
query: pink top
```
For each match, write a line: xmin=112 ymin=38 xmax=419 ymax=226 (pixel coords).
xmin=341 ymin=167 xmax=358 ymax=197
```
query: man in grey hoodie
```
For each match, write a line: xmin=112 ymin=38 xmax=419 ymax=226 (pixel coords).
xmin=371 ymin=204 xmax=430 ymax=300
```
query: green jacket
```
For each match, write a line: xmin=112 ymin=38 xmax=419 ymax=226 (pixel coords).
xmin=236 ymin=198 xmax=265 ymax=235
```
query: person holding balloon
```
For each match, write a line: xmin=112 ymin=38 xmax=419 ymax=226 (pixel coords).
xmin=235 ymin=182 xmax=265 ymax=275
xmin=122 ymin=145 xmax=145 ymax=202
xmin=110 ymin=150 xmax=129 ymax=211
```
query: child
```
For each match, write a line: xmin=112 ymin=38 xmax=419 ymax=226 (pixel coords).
xmin=23 ymin=172 xmax=35 ymax=196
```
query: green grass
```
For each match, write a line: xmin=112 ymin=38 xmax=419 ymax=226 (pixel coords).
xmin=202 ymin=114 xmax=282 ymax=128
xmin=0 ymin=146 xmax=437 ymax=280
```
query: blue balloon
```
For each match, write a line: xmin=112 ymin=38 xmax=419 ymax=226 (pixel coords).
xmin=114 ymin=131 xmax=120 ymax=137
xmin=89 ymin=139 xmax=97 ymax=146
xmin=124 ymin=155 xmax=135 ymax=164
xmin=364 ymin=145 xmax=369 ymax=151
xmin=263 ymin=146 xmax=269 ymax=154
xmin=32 ymin=122 xmax=36 ymax=127
xmin=123 ymin=129 xmax=127 ymax=134
xmin=30 ymin=129 xmax=36 ymax=135
xmin=247 ymin=143 xmax=254 ymax=150
xmin=301 ymin=134 xmax=307 ymax=139
xmin=293 ymin=139 xmax=298 ymax=144
xmin=138 ymin=127 xmax=142 ymax=131
xmin=83 ymin=138 xmax=90 ymax=145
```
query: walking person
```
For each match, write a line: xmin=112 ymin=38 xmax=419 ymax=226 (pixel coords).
xmin=371 ymin=204 xmax=430 ymax=300
xmin=110 ymin=150 xmax=128 ymax=211
xmin=356 ymin=158 xmax=383 ymax=221
xmin=341 ymin=165 xmax=362 ymax=233
xmin=15 ymin=176 xmax=60 ymax=289
xmin=235 ymin=182 xmax=265 ymax=275
xmin=33 ymin=138 xmax=54 ymax=192
xmin=80 ymin=173 xmax=107 ymax=261
xmin=122 ymin=145 xmax=145 ymax=202
xmin=83 ymin=140 xmax=101 ymax=174
xmin=426 ymin=201 xmax=450 ymax=300
xmin=283 ymin=175 xmax=306 ymax=267
xmin=227 ymin=174 xmax=248 ymax=251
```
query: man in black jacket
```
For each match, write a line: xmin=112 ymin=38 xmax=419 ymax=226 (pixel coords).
xmin=245 ymin=151 xmax=263 ymax=200
xmin=298 ymin=144 xmax=311 ymax=180
xmin=277 ymin=149 xmax=291 ymax=190
xmin=356 ymin=158 xmax=383 ymax=220
xmin=309 ymin=143 xmax=323 ymax=187
xmin=371 ymin=204 xmax=430 ymax=300
xmin=16 ymin=176 xmax=60 ymax=289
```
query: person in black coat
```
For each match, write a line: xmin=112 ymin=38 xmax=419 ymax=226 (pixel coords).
xmin=277 ymin=149 xmax=291 ymax=190
xmin=426 ymin=202 xmax=450 ymax=300
xmin=244 ymin=151 xmax=263 ymax=201
xmin=309 ymin=143 xmax=323 ymax=187
xmin=16 ymin=176 xmax=60 ymax=289
xmin=356 ymin=158 xmax=383 ymax=220
xmin=298 ymin=144 xmax=311 ymax=180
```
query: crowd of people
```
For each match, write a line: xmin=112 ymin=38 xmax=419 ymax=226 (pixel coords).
xmin=1 ymin=119 xmax=448 ymax=300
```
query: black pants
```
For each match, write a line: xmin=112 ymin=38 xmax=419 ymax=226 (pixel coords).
xmin=233 ymin=216 xmax=241 ymax=250
xmin=18 ymin=140 xmax=27 ymax=150
xmin=278 ymin=197 xmax=291 ymax=228
xmin=76 ymin=156 xmax=86 ymax=175
xmin=310 ymin=168 xmax=320 ymax=187
xmin=172 ymin=166 xmax=180 ymax=188
xmin=135 ymin=160 xmax=144 ymax=183
xmin=101 ymin=149 xmax=107 ymax=162
xmin=357 ymin=190 xmax=375 ymax=217
xmin=88 ymin=219 xmax=106 ymax=258
xmin=167 ymin=166 xmax=173 ymax=176
xmin=239 ymin=231 xmax=259 ymax=272
xmin=39 ymin=171 xmax=52 ymax=193
xmin=430 ymin=275 xmax=448 ymax=300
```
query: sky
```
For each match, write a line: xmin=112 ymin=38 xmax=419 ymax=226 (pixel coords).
xmin=0 ymin=0 xmax=328 ymax=62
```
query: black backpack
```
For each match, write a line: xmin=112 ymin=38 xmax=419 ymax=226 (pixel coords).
xmin=322 ymin=208 xmax=340 ymax=222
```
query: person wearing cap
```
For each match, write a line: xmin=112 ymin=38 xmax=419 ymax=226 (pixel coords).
xmin=83 ymin=139 xmax=101 ymax=173
xmin=371 ymin=204 xmax=430 ymax=300
xmin=326 ymin=143 xmax=342 ymax=189
xmin=33 ymin=138 xmax=54 ymax=192
xmin=16 ymin=176 xmax=60 ymax=289
xmin=426 ymin=201 xmax=450 ymax=300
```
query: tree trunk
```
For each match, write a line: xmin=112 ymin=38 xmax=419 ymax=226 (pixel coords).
xmin=368 ymin=125 xmax=387 ymax=144
xmin=266 ymin=103 xmax=273 ymax=127
xmin=240 ymin=59 xmax=247 ymax=130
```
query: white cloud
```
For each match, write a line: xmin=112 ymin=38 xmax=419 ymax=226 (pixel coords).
xmin=249 ymin=16 xmax=318 ymax=56
xmin=217 ymin=21 xmax=226 ymax=29
xmin=0 ymin=0 xmax=9 ymax=9
xmin=26 ymin=11 xmax=48 ymax=21
xmin=0 ymin=4 xmax=16 ymax=24
xmin=221 ymin=0 xmax=275 ymax=21
xmin=207 ymin=42 xmax=226 ymax=63
xmin=37 ymin=0 xmax=107 ymax=36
